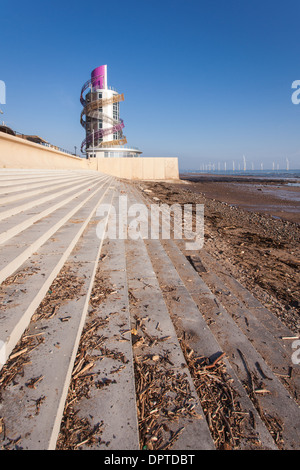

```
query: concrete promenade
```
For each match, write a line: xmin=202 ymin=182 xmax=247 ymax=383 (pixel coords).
xmin=0 ymin=169 xmax=299 ymax=450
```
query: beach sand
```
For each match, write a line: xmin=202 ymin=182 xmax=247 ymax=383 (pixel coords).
xmin=137 ymin=175 xmax=300 ymax=334
xmin=180 ymin=174 xmax=300 ymax=224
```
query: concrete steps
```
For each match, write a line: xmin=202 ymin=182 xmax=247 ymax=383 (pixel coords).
xmin=125 ymin=186 xmax=278 ymax=450
xmin=0 ymin=173 xmax=97 ymax=215
xmin=0 ymin=190 xmax=115 ymax=449
xmin=143 ymin=238 xmax=277 ymax=450
xmin=57 ymin=188 xmax=214 ymax=450
xmin=0 ymin=175 xmax=106 ymax=223
xmin=0 ymin=171 xmax=299 ymax=450
xmin=0 ymin=176 xmax=111 ymax=282
xmin=64 ymin=196 xmax=140 ymax=450
xmin=0 ymin=174 xmax=107 ymax=246
xmin=0 ymin=169 xmax=116 ymax=449
xmin=162 ymin=238 xmax=300 ymax=449
xmin=63 ymin=184 xmax=288 ymax=450
xmin=123 ymin=190 xmax=215 ymax=450
xmin=0 ymin=176 xmax=113 ymax=367
xmin=134 ymin=184 xmax=300 ymax=450
xmin=189 ymin=249 xmax=300 ymax=400
xmin=0 ymin=170 xmax=85 ymax=193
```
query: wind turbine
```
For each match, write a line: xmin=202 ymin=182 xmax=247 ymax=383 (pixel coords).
xmin=286 ymin=157 xmax=290 ymax=171
xmin=243 ymin=155 xmax=246 ymax=171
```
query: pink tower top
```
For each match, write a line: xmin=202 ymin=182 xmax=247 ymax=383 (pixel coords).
xmin=91 ymin=65 xmax=107 ymax=90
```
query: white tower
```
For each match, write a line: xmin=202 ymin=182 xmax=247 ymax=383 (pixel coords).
xmin=80 ymin=65 xmax=142 ymax=158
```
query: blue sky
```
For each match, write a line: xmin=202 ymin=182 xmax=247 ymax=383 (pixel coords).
xmin=1 ymin=0 xmax=300 ymax=170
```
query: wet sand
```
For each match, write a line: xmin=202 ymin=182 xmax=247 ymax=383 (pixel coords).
xmin=179 ymin=174 xmax=300 ymax=224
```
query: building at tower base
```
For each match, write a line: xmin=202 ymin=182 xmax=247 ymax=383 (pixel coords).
xmin=80 ymin=65 xmax=142 ymax=159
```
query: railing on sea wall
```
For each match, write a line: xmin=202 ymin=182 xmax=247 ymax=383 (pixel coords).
xmin=13 ymin=131 xmax=76 ymax=157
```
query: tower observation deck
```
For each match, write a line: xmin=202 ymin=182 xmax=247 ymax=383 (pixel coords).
xmin=80 ymin=65 xmax=142 ymax=158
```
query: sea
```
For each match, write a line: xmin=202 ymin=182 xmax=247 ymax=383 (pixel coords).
xmin=181 ymin=169 xmax=300 ymax=184
xmin=180 ymin=169 xmax=300 ymax=215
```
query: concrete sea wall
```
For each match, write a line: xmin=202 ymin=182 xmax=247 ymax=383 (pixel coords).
xmin=0 ymin=132 xmax=179 ymax=180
